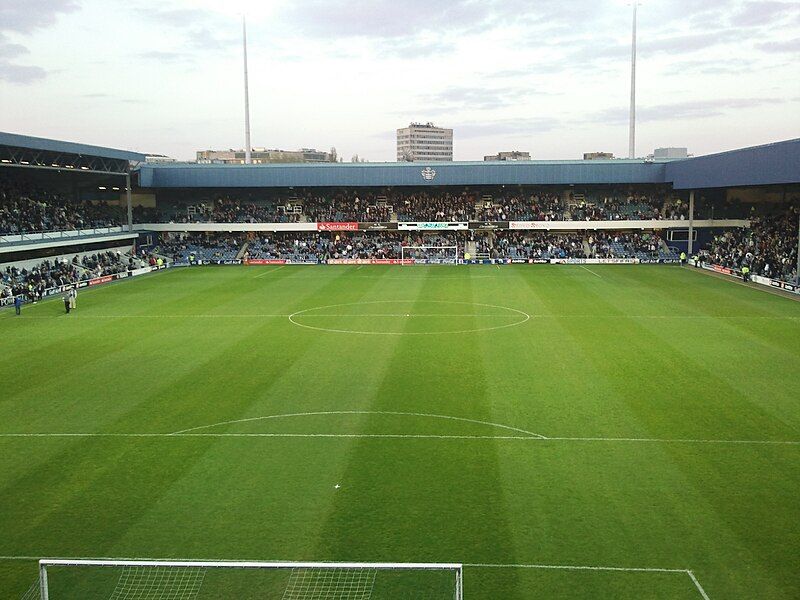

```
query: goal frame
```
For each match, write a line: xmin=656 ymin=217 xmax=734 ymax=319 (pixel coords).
xmin=400 ymin=245 xmax=460 ymax=265
xmin=36 ymin=558 xmax=464 ymax=600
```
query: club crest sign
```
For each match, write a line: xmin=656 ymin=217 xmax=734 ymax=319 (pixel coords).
xmin=421 ymin=167 xmax=437 ymax=181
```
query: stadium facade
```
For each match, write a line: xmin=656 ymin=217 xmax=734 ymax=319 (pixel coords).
xmin=1 ymin=132 xmax=799 ymax=304
xmin=134 ymin=138 xmax=799 ymax=190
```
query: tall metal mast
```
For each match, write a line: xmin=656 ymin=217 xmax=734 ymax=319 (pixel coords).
xmin=628 ymin=3 xmax=638 ymax=159
xmin=243 ymin=15 xmax=252 ymax=165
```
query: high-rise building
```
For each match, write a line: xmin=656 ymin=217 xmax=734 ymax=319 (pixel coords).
xmin=396 ymin=123 xmax=453 ymax=162
xmin=583 ymin=152 xmax=614 ymax=160
xmin=484 ymin=151 xmax=531 ymax=161
xmin=196 ymin=148 xmax=333 ymax=164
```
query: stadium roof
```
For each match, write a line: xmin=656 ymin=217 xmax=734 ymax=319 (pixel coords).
xmin=137 ymin=138 xmax=800 ymax=190
xmin=0 ymin=131 xmax=146 ymax=163
xmin=665 ymin=138 xmax=800 ymax=190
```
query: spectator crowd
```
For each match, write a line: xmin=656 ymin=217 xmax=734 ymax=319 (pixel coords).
xmin=701 ymin=206 xmax=799 ymax=283
xmin=149 ymin=230 xmax=678 ymax=264
xmin=152 ymin=186 xmax=693 ymax=225
xmin=1 ymin=251 xmax=132 ymax=303
xmin=0 ymin=178 xmax=121 ymax=234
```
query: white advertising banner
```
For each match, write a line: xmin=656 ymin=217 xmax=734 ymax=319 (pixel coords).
xmin=397 ymin=222 xmax=468 ymax=231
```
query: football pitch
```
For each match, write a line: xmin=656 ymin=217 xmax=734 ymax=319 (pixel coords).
xmin=1 ymin=264 xmax=799 ymax=599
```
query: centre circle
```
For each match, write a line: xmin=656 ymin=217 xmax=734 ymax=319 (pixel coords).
xmin=288 ymin=300 xmax=530 ymax=335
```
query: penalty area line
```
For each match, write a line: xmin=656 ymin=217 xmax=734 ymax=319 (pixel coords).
xmin=578 ymin=265 xmax=602 ymax=278
xmin=469 ymin=563 xmax=711 ymax=599
xmin=688 ymin=570 xmax=712 ymax=600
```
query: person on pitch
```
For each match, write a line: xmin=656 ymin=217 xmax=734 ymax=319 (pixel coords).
xmin=63 ymin=293 xmax=71 ymax=314
xmin=14 ymin=294 xmax=22 ymax=316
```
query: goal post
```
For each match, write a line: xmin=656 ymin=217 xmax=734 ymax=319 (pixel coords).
xmin=35 ymin=558 xmax=463 ymax=600
xmin=400 ymin=245 xmax=460 ymax=265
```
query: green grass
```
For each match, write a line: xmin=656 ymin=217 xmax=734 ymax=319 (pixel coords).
xmin=1 ymin=264 xmax=799 ymax=599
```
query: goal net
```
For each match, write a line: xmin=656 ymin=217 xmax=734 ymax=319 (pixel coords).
xmin=32 ymin=559 xmax=463 ymax=600
xmin=400 ymin=246 xmax=460 ymax=265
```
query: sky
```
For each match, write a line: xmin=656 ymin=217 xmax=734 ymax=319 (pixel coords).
xmin=0 ymin=0 xmax=799 ymax=162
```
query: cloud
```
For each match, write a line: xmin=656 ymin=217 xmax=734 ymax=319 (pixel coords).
xmin=278 ymin=0 xmax=607 ymax=41
xmin=135 ymin=6 xmax=236 ymax=59
xmin=423 ymin=86 xmax=535 ymax=110
xmin=138 ymin=50 xmax=190 ymax=62
xmin=0 ymin=0 xmax=79 ymax=34
xmin=590 ymin=97 xmax=785 ymax=125
xmin=0 ymin=33 xmax=42 ymax=84
xmin=280 ymin=1 xmax=487 ymax=39
xmin=454 ymin=117 xmax=562 ymax=139
xmin=730 ymin=1 xmax=799 ymax=27
xmin=187 ymin=27 xmax=236 ymax=51
xmin=756 ymin=37 xmax=800 ymax=53
xmin=0 ymin=1 xmax=78 ymax=84
xmin=0 ymin=35 xmax=27 ymax=60
xmin=140 ymin=6 xmax=210 ymax=27
xmin=378 ymin=37 xmax=455 ymax=59
xmin=661 ymin=58 xmax=759 ymax=76
xmin=0 ymin=60 xmax=46 ymax=83
xmin=640 ymin=30 xmax=742 ymax=54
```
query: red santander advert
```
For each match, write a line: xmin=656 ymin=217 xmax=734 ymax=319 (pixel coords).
xmin=88 ymin=275 xmax=114 ymax=286
xmin=317 ymin=222 xmax=358 ymax=231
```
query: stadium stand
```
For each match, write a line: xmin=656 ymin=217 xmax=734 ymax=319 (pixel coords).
xmin=701 ymin=205 xmax=799 ymax=283
xmin=151 ymin=186 xmax=694 ymax=224
xmin=0 ymin=251 xmax=132 ymax=302
xmin=155 ymin=234 xmax=244 ymax=264
xmin=149 ymin=230 xmax=683 ymax=264
xmin=0 ymin=177 xmax=121 ymax=234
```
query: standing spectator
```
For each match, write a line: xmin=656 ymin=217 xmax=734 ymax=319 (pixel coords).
xmin=14 ymin=294 xmax=21 ymax=316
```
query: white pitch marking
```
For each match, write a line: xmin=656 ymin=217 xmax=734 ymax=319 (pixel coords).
xmin=170 ymin=410 xmax=547 ymax=438
xmin=11 ymin=314 xmax=293 ymax=319
xmin=684 ymin=264 xmax=800 ymax=303
xmin=0 ymin=432 xmax=797 ymax=446
xmin=0 ymin=555 xmax=698 ymax=575
xmin=543 ymin=436 xmax=800 ymax=445
xmin=578 ymin=265 xmax=602 ymax=278
xmin=466 ymin=562 xmax=688 ymax=573
xmin=287 ymin=300 xmax=531 ymax=335
xmin=298 ymin=314 xmax=520 ymax=317
xmin=687 ymin=570 xmax=712 ymax=600
xmin=0 ymin=554 xmax=711 ymax=597
xmin=253 ymin=265 xmax=286 ymax=278
xmin=334 ymin=484 xmax=341 ymax=489
xmin=7 ymin=314 xmax=799 ymax=321
xmin=0 ymin=433 xmax=539 ymax=440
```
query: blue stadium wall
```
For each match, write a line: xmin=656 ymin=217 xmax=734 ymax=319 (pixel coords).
xmin=137 ymin=160 xmax=670 ymax=188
